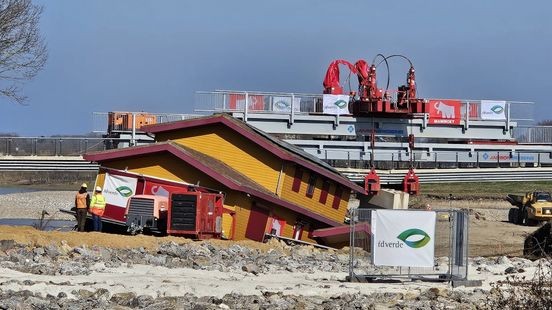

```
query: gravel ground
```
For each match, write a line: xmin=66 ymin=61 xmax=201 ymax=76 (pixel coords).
xmin=0 ymin=236 xmax=547 ymax=309
xmin=0 ymin=191 xmax=75 ymax=220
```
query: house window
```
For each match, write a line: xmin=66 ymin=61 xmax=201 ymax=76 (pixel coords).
xmin=319 ymin=180 xmax=330 ymax=204
xmin=292 ymin=167 xmax=303 ymax=192
xmin=306 ymin=173 xmax=317 ymax=198
xmin=332 ymin=186 xmax=343 ymax=210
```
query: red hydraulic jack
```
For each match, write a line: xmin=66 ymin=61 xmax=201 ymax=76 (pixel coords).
xmin=364 ymin=168 xmax=380 ymax=195
xmin=364 ymin=129 xmax=380 ymax=195
xmin=402 ymin=168 xmax=420 ymax=195
xmin=402 ymin=134 xmax=420 ymax=195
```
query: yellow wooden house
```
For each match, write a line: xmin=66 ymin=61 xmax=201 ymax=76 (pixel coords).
xmin=85 ymin=114 xmax=364 ymax=243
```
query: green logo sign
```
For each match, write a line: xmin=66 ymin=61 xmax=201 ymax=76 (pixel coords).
xmin=397 ymin=228 xmax=431 ymax=248
xmin=491 ymin=105 xmax=504 ymax=114
xmin=334 ymin=100 xmax=348 ymax=108
xmin=116 ymin=186 xmax=133 ymax=197
xmin=275 ymin=100 xmax=290 ymax=109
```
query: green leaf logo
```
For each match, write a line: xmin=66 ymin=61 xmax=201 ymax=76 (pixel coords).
xmin=397 ymin=228 xmax=431 ymax=248
xmin=275 ymin=100 xmax=290 ymax=109
xmin=116 ymin=186 xmax=133 ymax=197
xmin=334 ymin=100 xmax=348 ymax=108
xmin=491 ymin=105 xmax=504 ymax=114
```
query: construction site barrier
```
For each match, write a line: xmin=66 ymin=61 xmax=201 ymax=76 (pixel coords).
xmin=348 ymin=208 xmax=469 ymax=282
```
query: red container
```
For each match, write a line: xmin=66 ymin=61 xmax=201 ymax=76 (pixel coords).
xmin=167 ymin=191 xmax=224 ymax=239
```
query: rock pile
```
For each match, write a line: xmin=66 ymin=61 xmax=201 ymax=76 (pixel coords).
xmin=0 ymin=238 xmax=547 ymax=309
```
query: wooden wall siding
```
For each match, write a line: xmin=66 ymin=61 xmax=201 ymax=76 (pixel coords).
xmin=94 ymin=172 xmax=106 ymax=191
xmin=227 ymin=194 xmax=253 ymax=240
xmin=103 ymin=153 xmax=241 ymax=190
xmin=281 ymin=164 xmax=350 ymax=223
xmin=155 ymin=125 xmax=282 ymax=193
xmin=221 ymin=205 xmax=235 ymax=239
xmin=267 ymin=205 xmax=317 ymax=244
xmin=220 ymin=194 xmax=320 ymax=243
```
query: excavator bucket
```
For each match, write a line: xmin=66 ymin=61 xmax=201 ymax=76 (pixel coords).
xmin=364 ymin=168 xmax=380 ymax=195
xmin=402 ymin=168 xmax=420 ymax=195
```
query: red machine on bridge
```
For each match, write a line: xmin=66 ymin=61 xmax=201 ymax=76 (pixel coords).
xmin=325 ymin=55 xmax=423 ymax=195
xmin=323 ymin=55 xmax=426 ymax=116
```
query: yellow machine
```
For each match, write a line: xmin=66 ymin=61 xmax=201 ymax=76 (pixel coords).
xmin=507 ymin=192 xmax=552 ymax=226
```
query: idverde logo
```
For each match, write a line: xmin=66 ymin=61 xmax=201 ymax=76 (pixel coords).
xmin=490 ymin=105 xmax=504 ymax=114
xmin=397 ymin=228 xmax=431 ymax=248
xmin=115 ymin=186 xmax=133 ymax=197
xmin=275 ymin=100 xmax=290 ymax=109
xmin=334 ymin=99 xmax=348 ymax=108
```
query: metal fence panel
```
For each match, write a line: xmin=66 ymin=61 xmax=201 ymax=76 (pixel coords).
xmin=0 ymin=137 xmax=114 ymax=156
xmin=349 ymin=208 xmax=468 ymax=282
xmin=514 ymin=126 xmax=552 ymax=144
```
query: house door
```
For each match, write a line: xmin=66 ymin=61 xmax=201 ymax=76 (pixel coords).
xmin=245 ymin=204 xmax=269 ymax=241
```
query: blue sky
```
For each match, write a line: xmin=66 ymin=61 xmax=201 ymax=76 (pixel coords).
xmin=1 ymin=0 xmax=551 ymax=135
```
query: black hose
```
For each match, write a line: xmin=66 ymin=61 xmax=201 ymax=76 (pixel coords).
xmin=374 ymin=54 xmax=391 ymax=94
xmin=375 ymin=54 xmax=414 ymax=96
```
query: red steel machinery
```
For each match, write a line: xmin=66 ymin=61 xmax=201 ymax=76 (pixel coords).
xmin=125 ymin=190 xmax=225 ymax=239
xmin=323 ymin=54 xmax=424 ymax=195
xmin=322 ymin=54 xmax=426 ymax=116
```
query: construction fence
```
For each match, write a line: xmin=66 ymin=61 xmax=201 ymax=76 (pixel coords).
xmin=0 ymin=137 xmax=109 ymax=156
xmin=348 ymin=208 xmax=469 ymax=282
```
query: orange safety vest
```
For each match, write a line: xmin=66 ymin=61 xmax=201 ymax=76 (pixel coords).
xmin=90 ymin=194 xmax=106 ymax=217
xmin=75 ymin=192 xmax=88 ymax=209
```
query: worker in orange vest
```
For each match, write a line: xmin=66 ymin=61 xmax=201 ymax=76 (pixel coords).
xmin=89 ymin=186 xmax=106 ymax=232
xmin=74 ymin=183 xmax=90 ymax=232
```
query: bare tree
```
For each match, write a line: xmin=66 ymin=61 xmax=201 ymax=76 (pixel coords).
xmin=538 ymin=120 xmax=552 ymax=126
xmin=0 ymin=0 xmax=47 ymax=103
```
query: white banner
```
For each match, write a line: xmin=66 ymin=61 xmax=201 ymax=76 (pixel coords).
xmin=481 ymin=100 xmax=506 ymax=120
xmin=272 ymin=96 xmax=301 ymax=113
xmin=102 ymin=173 xmax=138 ymax=208
xmin=322 ymin=94 xmax=350 ymax=115
xmin=372 ymin=210 xmax=436 ymax=267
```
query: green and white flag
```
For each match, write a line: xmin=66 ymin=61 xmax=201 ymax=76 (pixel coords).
xmin=372 ymin=210 xmax=436 ymax=267
xmin=272 ymin=96 xmax=301 ymax=113
xmin=322 ymin=94 xmax=350 ymax=115
xmin=102 ymin=173 xmax=138 ymax=208
xmin=481 ymin=100 xmax=506 ymax=120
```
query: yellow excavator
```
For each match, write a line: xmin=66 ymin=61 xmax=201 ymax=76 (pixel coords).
xmin=507 ymin=191 xmax=552 ymax=226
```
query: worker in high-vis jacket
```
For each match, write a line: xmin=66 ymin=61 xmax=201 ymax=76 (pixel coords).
xmin=89 ymin=186 xmax=106 ymax=232
xmin=74 ymin=183 xmax=90 ymax=232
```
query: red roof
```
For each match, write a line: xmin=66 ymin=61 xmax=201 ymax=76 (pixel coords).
xmin=142 ymin=114 xmax=365 ymax=194
xmin=84 ymin=142 xmax=343 ymax=227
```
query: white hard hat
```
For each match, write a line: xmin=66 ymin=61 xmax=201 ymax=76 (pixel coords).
xmin=81 ymin=183 xmax=87 ymax=188
xmin=95 ymin=186 xmax=102 ymax=192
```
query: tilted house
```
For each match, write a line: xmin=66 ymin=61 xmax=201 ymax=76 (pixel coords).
xmin=85 ymin=114 xmax=364 ymax=243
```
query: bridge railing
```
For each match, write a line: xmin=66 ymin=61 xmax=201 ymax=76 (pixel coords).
xmin=513 ymin=126 xmax=552 ymax=144
xmin=194 ymin=90 xmax=534 ymax=123
xmin=0 ymin=137 xmax=125 ymax=157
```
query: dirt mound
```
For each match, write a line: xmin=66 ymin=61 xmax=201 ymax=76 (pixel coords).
xmin=0 ymin=225 xmax=296 ymax=253
xmin=0 ymin=225 xmax=191 ymax=250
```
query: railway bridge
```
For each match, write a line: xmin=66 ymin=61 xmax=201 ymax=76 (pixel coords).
xmin=3 ymin=90 xmax=552 ymax=185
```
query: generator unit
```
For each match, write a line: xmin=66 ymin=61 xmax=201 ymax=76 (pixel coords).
xmin=124 ymin=191 xmax=224 ymax=239
xmin=167 ymin=192 xmax=224 ymax=239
